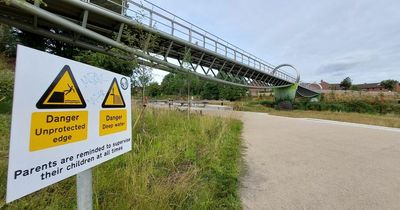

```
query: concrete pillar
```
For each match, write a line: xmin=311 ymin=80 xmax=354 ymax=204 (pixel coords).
xmin=273 ymin=83 xmax=298 ymax=109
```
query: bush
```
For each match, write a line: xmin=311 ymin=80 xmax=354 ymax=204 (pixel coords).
xmin=232 ymin=102 xmax=243 ymax=111
xmin=345 ymin=101 xmax=373 ymax=113
xmin=0 ymin=100 xmax=12 ymax=114
xmin=306 ymin=101 xmax=398 ymax=115
xmin=259 ymin=100 xmax=275 ymax=107
xmin=0 ymin=54 xmax=14 ymax=114
xmin=306 ymin=102 xmax=323 ymax=112
xmin=392 ymin=105 xmax=400 ymax=115
xmin=260 ymin=99 xmax=400 ymax=115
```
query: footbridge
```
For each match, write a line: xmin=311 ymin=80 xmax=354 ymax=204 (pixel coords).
xmin=0 ymin=0 xmax=320 ymax=98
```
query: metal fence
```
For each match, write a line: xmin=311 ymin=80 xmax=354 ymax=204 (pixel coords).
xmin=98 ymin=0 xmax=298 ymax=83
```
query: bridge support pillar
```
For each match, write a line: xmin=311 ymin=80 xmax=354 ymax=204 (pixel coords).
xmin=273 ymin=83 xmax=298 ymax=109
xmin=309 ymin=95 xmax=321 ymax=102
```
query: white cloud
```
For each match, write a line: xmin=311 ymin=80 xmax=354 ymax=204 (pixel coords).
xmin=148 ymin=0 xmax=400 ymax=84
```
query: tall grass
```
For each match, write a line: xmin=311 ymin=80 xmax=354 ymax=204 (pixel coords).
xmin=247 ymin=99 xmax=400 ymax=115
xmin=0 ymin=54 xmax=14 ymax=114
xmin=240 ymin=101 xmax=400 ymax=128
xmin=0 ymin=109 xmax=243 ymax=209
xmin=270 ymin=110 xmax=400 ymax=128
xmin=322 ymin=90 xmax=399 ymax=104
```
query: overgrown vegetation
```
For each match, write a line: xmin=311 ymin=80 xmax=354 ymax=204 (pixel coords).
xmin=340 ymin=77 xmax=352 ymax=90
xmin=269 ymin=110 xmax=400 ymax=128
xmin=0 ymin=109 xmax=243 ymax=209
xmin=380 ymin=79 xmax=399 ymax=91
xmin=148 ymin=73 xmax=247 ymax=101
xmin=74 ymin=50 xmax=138 ymax=76
xmin=247 ymin=99 xmax=400 ymax=115
xmin=0 ymin=54 xmax=14 ymax=114
xmin=294 ymin=101 xmax=400 ymax=115
xmin=0 ymin=20 xmax=245 ymax=209
xmin=239 ymin=100 xmax=400 ymax=128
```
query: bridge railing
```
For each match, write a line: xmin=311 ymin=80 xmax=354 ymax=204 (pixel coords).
xmin=97 ymin=0 xmax=298 ymax=83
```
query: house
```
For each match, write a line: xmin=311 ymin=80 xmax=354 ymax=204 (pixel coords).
xmin=354 ymin=83 xmax=383 ymax=91
xmin=248 ymin=88 xmax=273 ymax=97
xmin=320 ymin=80 xmax=340 ymax=90
xmin=319 ymin=80 xmax=400 ymax=92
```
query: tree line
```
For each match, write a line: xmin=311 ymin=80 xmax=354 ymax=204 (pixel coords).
xmin=145 ymin=73 xmax=247 ymax=101
xmin=339 ymin=77 xmax=399 ymax=91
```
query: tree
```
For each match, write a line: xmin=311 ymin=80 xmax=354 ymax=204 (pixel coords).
xmin=0 ymin=55 xmax=14 ymax=102
xmin=160 ymin=73 xmax=201 ymax=96
xmin=74 ymin=50 xmax=137 ymax=76
xmin=131 ymin=65 xmax=153 ymax=101
xmin=340 ymin=77 xmax=352 ymax=90
xmin=132 ymin=66 xmax=153 ymax=88
xmin=200 ymin=82 xmax=220 ymax=100
xmin=161 ymin=73 xmax=178 ymax=95
xmin=380 ymin=80 xmax=399 ymax=91
xmin=146 ymin=82 xmax=160 ymax=97
xmin=219 ymin=84 xmax=247 ymax=101
xmin=0 ymin=24 xmax=17 ymax=57
xmin=160 ymin=73 xmax=247 ymax=101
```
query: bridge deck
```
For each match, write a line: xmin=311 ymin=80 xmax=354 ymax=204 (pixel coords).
xmin=0 ymin=0 xmax=319 ymax=97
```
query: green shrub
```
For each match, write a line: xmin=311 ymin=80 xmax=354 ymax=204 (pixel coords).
xmin=0 ymin=100 xmax=12 ymax=114
xmin=275 ymin=99 xmax=400 ymax=115
xmin=391 ymin=104 xmax=400 ymax=115
xmin=306 ymin=103 xmax=321 ymax=111
xmin=259 ymin=100 xmax=275 ymax=107
xmin=0 ymin=56 xmax=14 ymax=101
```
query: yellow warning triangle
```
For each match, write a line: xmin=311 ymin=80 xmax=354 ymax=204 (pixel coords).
xmin=36 ymin=65 xmax=86 ymax=109
xmin=102 ymin=78 xmax=126 ymax=108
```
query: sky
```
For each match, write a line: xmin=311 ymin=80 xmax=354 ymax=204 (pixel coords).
xmin=144 ymin=0 xmax=400 ymax=84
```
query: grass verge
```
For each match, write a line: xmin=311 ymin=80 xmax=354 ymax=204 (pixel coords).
xmin=241 ymin=102 xmax=400 ymax=128
xmin=0 ymin=108 xmax=243 ymax=209
xmin=269 ymin=110 xmax=400 ymax=128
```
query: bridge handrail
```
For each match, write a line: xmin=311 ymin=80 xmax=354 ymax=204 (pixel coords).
xmin=100 ymin=0 xmax=298 ymax=83
xmin=138 ymin=0 xmax=275 ymax=67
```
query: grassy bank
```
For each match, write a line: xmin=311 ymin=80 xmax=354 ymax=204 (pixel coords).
xmin=0 ymin=54 xmax=14 ymax=114
xmin=240 ymin=102 xmax=400 ymax=128
xmin=269 ymin=110 xmax=400 ymax=128
xmin=0 ymin=109 xmax=243 ymax=209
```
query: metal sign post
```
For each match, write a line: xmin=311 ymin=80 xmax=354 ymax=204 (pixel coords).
xmin=77 ymin=169 xmax=93 ymax=210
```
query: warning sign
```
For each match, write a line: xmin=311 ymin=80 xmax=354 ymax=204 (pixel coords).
xmin=36 ymin=65 xmax=86 ymax=109
xmin=99 ymin=109 xmax=127 ymax=136
xmin=99 ymin=78 xmax=128 ymax=136
xmin=6 ymin=45 xmax=132 ymax=203
xmin=102 ymin=78 xmax=126 ymax=108
xmin=30 ymin=111 xmax=88 ymax=151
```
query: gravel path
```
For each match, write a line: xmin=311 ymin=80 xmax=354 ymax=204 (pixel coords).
xmin=239 ymin=112 xmax=400 ymax=210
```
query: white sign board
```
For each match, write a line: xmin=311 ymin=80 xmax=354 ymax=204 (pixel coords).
xmin=6 ymin=45 xmax=132 ymax=202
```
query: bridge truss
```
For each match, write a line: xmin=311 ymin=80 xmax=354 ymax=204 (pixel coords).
xmin=0 ymin=0 xmax=320 ymax=97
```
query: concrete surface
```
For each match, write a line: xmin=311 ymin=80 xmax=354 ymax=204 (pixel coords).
xmin=239 ymin=112 xmax=400 ymax=210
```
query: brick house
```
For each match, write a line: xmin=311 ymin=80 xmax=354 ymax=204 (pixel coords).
xmin=319 ymin=80 xmax=400 ymax=92
xmin=320 ymin=80 xmax=340 ymax=90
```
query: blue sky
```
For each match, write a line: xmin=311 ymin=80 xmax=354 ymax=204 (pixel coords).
xmin=147 ymin=0 xmax=400 ymax=84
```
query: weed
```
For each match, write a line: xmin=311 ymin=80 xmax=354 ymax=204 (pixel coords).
xmin=0 ymin=109 xmax=243 ymax=209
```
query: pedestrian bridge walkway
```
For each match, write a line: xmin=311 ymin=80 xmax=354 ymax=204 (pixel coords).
xmin=0 ymin=0 xmax=320 ymax=97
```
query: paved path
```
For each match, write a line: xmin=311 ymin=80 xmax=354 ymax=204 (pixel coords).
xmin=239 ymin=112 xmax=400 ymax=210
